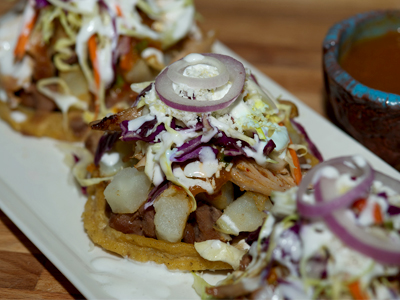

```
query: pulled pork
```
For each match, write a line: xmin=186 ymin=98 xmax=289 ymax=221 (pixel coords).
xmin=90 ymin=106 xmax=142 ymax=132
xmin=231 ymin=158 xmax=295 ymax=196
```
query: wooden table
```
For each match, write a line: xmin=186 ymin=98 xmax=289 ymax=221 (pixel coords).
xmin=0 ymin=0 xmax=399 ymax=298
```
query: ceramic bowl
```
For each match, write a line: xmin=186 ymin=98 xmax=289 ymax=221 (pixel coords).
xmin=323 ymin=10 xmax=400 ymax=170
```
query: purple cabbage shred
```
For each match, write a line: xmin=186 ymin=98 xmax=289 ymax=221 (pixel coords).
xmin=132 ymin=83 xmax=153 ymax=107
xmin=387 ymin=205 xmax=400 ymax=215
xmin=291 ymin=119 xmax=323 ymax=162
xmin=175 ymin=135 xmax=203 ymax=155
xmin=213 ymin=132 xmax=249 ymax=156
xmin=34 ymin=0 xmax=50 ymax=8
xmin=73 ymin=154 xmax=80 ymax=163
xmin=144 ymin=180 xmax=170 ymax=210
xmin=245 ymin=226 xmax=261 ymax=245
xmin=81 ymin=186 xmax=88 ymax=196
xmin=263 ymin=139 xmax=276 ymax=156
xmin=120 ymin=118 xmax=166 ymax=143
xmin=172 ymin=146 xmax=218 ymax=163
xmin=94 ymin=132 xmax=121 ymax=166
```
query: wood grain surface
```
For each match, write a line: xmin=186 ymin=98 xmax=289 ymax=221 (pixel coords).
xmin=0 ymin=0 xmax=399 ymax=299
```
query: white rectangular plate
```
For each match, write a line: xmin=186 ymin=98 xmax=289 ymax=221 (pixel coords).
xmin=1 ymin=41 xmax=399 ymax=299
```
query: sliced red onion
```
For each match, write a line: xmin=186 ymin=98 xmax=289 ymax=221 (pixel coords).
xmin=297 ymin=156 xmax=374 ymax=218
xmin=167 ymin=55 xmax=229 ymax=89
xmin=298 ymin=156 xmax=400 ymax=265
xmin=155 ymin=53 xmax=246 ymax=112
xmin=325 ymin=209 xmax=400 ymax=265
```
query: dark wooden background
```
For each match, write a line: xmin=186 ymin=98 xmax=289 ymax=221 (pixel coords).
xmin=1 ymin=0 xmax=399 ymax=298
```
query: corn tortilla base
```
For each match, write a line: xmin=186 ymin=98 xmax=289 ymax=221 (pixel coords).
xmin=0 ymin=101 xmax=89 ymax=142
xmin=82 ymin=183 xmax=232 ymax=271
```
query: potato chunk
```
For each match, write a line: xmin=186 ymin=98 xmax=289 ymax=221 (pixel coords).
xmin=197 ymin=181 xmax=234 ymax=210
xmin=154 ymin=185 xmax=192 ymax=243
xmin=104 ymin=167 xmax=151 ymax=213
xmin=215 ymin=192 xmax=270 ymax=235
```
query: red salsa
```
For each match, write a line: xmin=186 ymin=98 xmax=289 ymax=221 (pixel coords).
xmin=340 ymin=31 xmax=400 ymax=95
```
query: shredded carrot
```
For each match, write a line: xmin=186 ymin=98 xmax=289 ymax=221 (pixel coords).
xmin=119 ymin=51 xmax=137 ymax=72
xmin=115 ymin=4 xmax=123 ymax=17
xmin=14 ymin=12 xmax=37 ymax=61
xmin=277 ymin=122 xmax=302 ymax=185
xmin=352 ymin=198 xmax=367 ymax=215
xmin=373 ymin=202 xmax=383 ymax=224
xmin=348 ymin=281 xmax=369 ymax=300
xmin=288 ymin=137 xmax=302 ymax=185
xmin=88 ymin=35 xmax=100 ymax=88
xmin=352 ymin=199 xmax=383 ymax=224
xmin=88 ymin=35 xmax=100 ymax=117
xmin=289 ymin=147 xmax=302 ymax=185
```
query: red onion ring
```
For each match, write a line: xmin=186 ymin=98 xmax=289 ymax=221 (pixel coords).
xmin=167 ymin=55 xmax=229 ymax=89
xmin=296 ymin=156 xmax=374 ymax=217
xmin=297 ymin=156 xmax=400 ymax=265
xmin=325 ymin=207 xmax=400 ymax=265
xmin=155 ymin=53 xmax=246 ymax=113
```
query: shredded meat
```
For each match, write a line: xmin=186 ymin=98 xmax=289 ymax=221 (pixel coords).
xmin=17 ymin=85 xmax=56 ymax=112
xmin=239 ymin=253 xmax=252 ymax=271
xmin=62 ymin=53 xmax=78 ymax=65
xmin=182 ymin=202 xmax=223 ymax=243
xmin=109 ymin=201 xmax=223 ymax=243
xmin=109 ymin=203 xmax=156 ymax=238
xmin=231 ymin=158 xmax=295 ymax=196
xmin=189 ymin=169 xmax=231 ymax=196
xmin=84 ymin=130 xmax=104 ymax=155
xmin=90 ymin=106 xmax=142 ymax=132
xmin=29 ymin=41 xmax=56 ymax=81
xmin=206 ymin=281 xmax=251 ymax=299
xmin=134 ymin=156 xmax=146 ymax=171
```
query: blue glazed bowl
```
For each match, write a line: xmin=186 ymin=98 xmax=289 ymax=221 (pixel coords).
xmin=323 ymin=10 xmax=400 ymax=170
